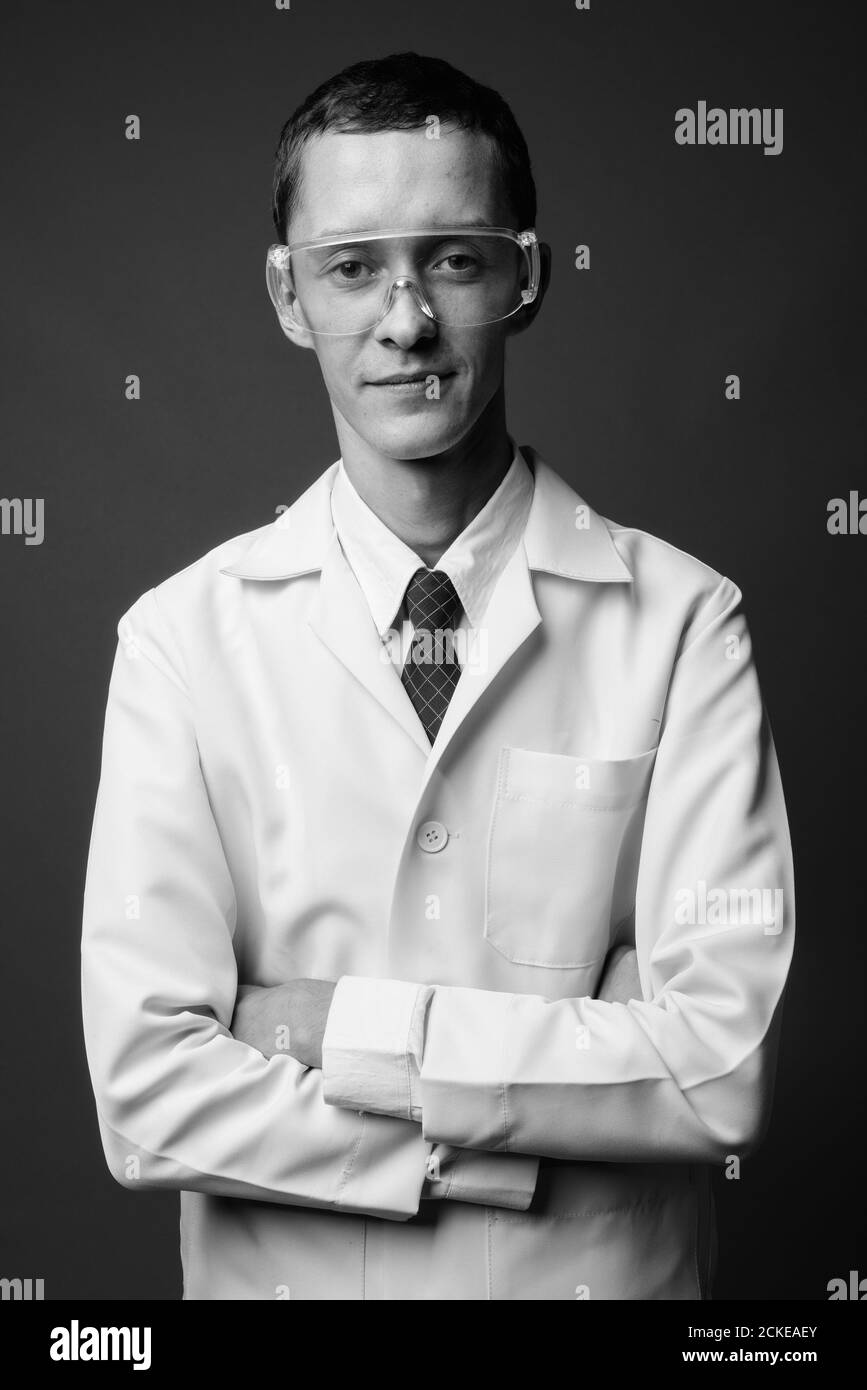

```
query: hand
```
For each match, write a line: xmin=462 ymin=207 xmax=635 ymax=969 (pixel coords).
xmin=595 ymin=944 xmax=642 ymax=1004
xmin=231 ymin=979 xmax=336 ymax=1069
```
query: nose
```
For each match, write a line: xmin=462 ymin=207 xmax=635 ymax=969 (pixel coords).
xmin=373 ymin=278 xmax=438 ymax=348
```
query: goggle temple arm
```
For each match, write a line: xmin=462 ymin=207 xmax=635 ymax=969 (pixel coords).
xmin=518 ymin=230 xmax=540 ymax=305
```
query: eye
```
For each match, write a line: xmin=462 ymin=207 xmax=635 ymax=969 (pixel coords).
xmin=329 ymin=259 xmax=368 ymax=282
xmin=435 ymin=252 xmax=481 ymax=275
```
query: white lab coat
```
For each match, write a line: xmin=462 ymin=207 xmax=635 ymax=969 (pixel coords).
xmin=80 ymin=447 xmax=794 ymax=1299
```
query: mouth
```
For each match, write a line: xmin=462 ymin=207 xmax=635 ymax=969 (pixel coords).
xmin=366 ymin=370 xmax=456 ymax=392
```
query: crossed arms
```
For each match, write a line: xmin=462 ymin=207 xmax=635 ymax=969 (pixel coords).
xmin=229 ymin=947 xmax=640 ymax=1208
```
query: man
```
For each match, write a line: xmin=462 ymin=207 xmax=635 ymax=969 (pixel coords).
xmin=81 ymin=52 xmax=794 ymax=1300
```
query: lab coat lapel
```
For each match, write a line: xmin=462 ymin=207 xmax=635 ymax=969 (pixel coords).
xmin=415 ymin=452 xmax=633 ymax=791
xmin=418 ymin=539 xmax=541 ymax=793
xmin=307 ymin=531 xmax=432 ymax=758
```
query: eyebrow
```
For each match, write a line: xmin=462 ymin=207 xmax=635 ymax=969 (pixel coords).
xmin=310 ymin=218 xmax=498 ymax=239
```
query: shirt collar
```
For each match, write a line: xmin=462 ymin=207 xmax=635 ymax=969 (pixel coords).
xmin=329 ymin=440 xmax=534 ymax=635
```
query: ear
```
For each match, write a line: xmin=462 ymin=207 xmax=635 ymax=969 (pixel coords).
xmin=507 ymin=239 xmax=551 ymax=338
xmin=268 ymin=298 xmax=319 ymax=353
xmin=272 ymin=308 xmax=319 ymax=352
xmin=266 ymin=258 xmax=319 ymax=352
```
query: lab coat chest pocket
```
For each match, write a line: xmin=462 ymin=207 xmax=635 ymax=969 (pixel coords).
xmin=484 ymin=746 xmax=658 ymax=969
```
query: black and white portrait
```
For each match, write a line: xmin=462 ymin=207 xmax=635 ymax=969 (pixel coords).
xmin=1 ymin=0 xmax=864 ymax=1353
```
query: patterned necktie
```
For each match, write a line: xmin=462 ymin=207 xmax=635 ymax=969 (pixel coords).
xmin=401 ymin=568 xmax=463 ymax=743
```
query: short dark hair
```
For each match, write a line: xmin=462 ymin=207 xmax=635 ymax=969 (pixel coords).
xmin=271 ymin=51 xmax=537 ymax=243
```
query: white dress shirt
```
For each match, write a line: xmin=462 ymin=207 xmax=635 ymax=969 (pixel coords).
xmin=330 ymin=440 xmax=535 ymax=672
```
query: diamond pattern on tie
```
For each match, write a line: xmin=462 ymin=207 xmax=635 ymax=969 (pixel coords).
xmin=401 ymin=568 xmax=463 ymax=743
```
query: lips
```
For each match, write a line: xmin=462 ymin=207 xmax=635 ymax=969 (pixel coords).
xmin=374 ymin=375 xmax=427 ymax=385
xmin=367 ymin=370 xmax=455 ymax=386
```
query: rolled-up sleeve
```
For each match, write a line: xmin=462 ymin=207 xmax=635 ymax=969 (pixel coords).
xmin=322 ymin=976 xmax=432 ymax=1122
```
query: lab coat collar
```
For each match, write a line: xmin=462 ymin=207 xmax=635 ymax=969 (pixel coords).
xmin=219 ymin=462 xmax=341 ymax=581
xmin=520 ymin=446 xmax=633 ymax=584
xmin=219 ymin=448 xmax=633 ymax=585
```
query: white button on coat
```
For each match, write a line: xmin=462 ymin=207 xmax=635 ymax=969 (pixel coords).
xmin=417 ymin=820 xmax=448 ymax=853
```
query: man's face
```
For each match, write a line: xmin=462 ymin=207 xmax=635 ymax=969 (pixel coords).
xmin=283 ymin=126 xmax=526 ymax=461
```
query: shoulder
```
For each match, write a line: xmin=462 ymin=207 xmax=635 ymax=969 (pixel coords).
xmin=526 ymin=452 xmax=741 ymax=624
xmin=604 ymin=515 xmax=743 ymax=630
xmin=116 ymin=461 xmax=338 ymax=644
xmin=117 ymin=519 xmax=269 ymax=621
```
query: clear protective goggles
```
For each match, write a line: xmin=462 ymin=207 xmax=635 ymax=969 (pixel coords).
xmin=266 ymin=226 xmax=540 ymax=336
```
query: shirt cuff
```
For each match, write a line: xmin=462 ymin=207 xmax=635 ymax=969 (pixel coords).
xmin=322 ymin=976 xmax=434 ymax=1122
xmin=423 ymin=1146 xmax=540 ymax=1210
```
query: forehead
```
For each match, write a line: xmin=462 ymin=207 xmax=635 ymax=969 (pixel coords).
xmin=290 ymin=126 xmax=512 ymax=240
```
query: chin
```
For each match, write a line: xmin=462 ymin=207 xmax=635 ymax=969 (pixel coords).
xmin=364 ymin=413 xmax=474 ymax=463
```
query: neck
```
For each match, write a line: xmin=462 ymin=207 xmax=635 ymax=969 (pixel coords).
xmin=334 ymin=390 xmax=513 ymax=568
